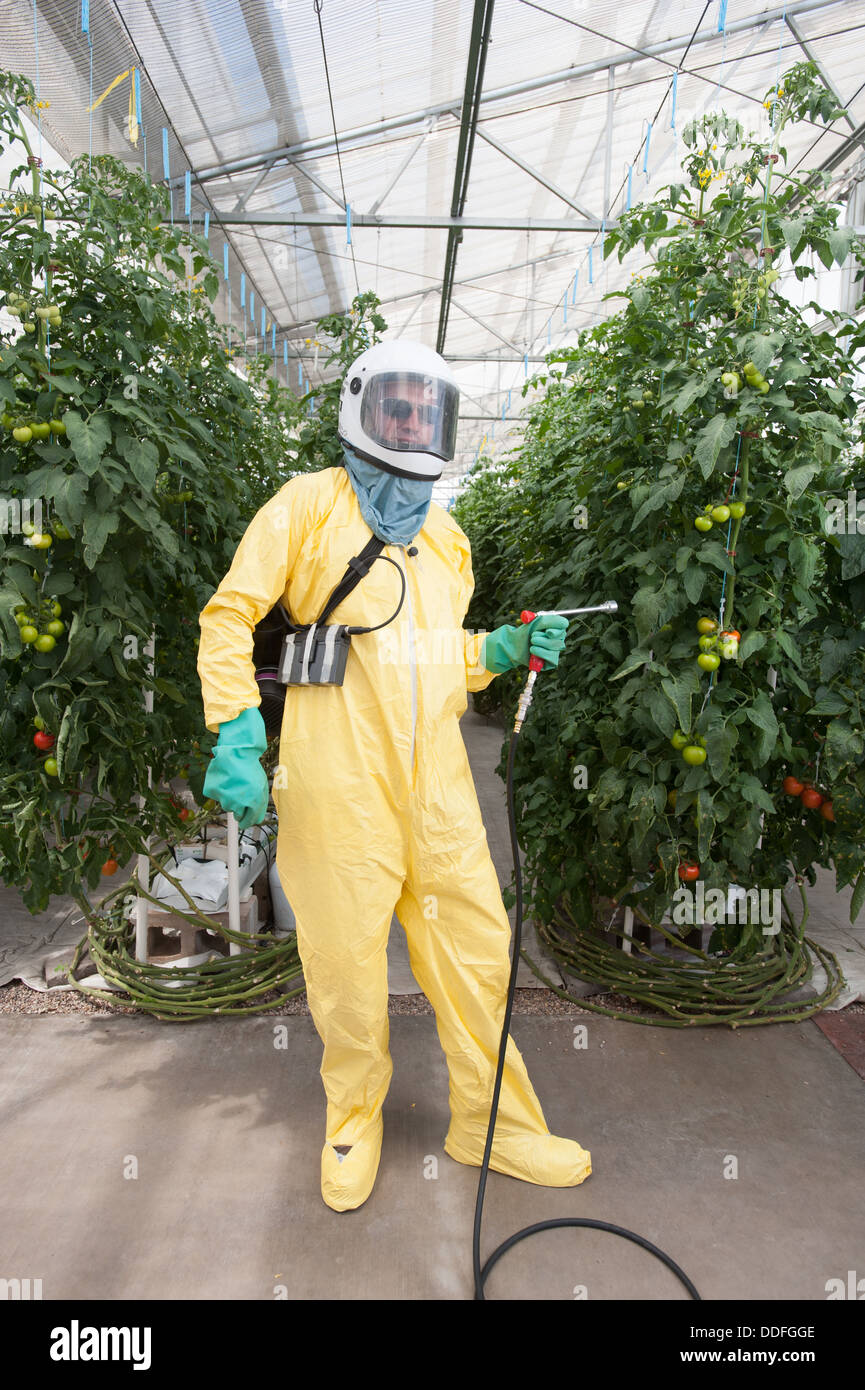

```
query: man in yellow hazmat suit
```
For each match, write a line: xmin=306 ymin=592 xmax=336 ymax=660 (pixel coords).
xmin=197 ymin=339 xmax=591 ymax=1211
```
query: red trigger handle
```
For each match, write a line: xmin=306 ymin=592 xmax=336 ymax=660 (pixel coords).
xmin=520 ymin=610 xmax=545 ymax=672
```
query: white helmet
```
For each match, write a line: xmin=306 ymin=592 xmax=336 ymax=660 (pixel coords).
xmin=338 ymin=339 xmax=460 ymax=481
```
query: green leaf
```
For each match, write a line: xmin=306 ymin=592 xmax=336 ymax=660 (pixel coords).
xmin=64 ymin=410 xmax=112 ymax=477
xmin=153 ymin=677 xmax=184 ymax=704
xmin=705 ymin=724 xmax=737 ymax=780
xmin=815 ymin=238 xmax=834 ymax=271
xmin=682 ymin=564 xmax=706 ymax=605
xmin=739 ymin=774 xmax=776 ymax=815
xmin=632 ymin=474 xmax=685 ymax=528
xmin=661 ymin=672 xmax=698 ymax=733
xmin=827 ymin=226 xmax=855 ymax=265
xmin=696 ymin=792 xmax=716 ymax=862
xmin=645 ymin=687 xmax=676 ymax=738
xmin=117 ymin=435 xmax=159 ymax=491
xmin=784 ymin=463 xmax=820 ymax=500
xmin=672 ymin=373 xmax=718 ymax=414
xmin=850 ymin=869 xmax=865 ymax=925
xmin=609 ymin=647 xmax=653 ymax=680
xmin=808 ymin=692 xmax=847 ymax=716
xmin=738 ymin=630 xmax=766 ymax=663
xmin=789 ymin=535 xmax=819 ymax=589
xmin=775 ymin=628 xmax=802 ymax=665
xmin=778 ymin=217 xmax=807 ymax=256
xmin=51 ymin=469 xmax=89 ymax=527
xmin=749 ymin=691 xmax=779 ymax=762
xmin=632 ymin=587 xmax=666 ymax=641
xmin=825 ymin=718 xmax=864 ymax=766
xmin=694 ymin=413 xmax=738 ymax=480
xmin=45 ymin=374 xmax=86 ymax=396
xmin=82 ymin=509 xmax=121 ymax=569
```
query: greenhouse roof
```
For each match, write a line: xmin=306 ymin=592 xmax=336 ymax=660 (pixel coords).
xmin=2 ymin=0 xmax=864 ymax=498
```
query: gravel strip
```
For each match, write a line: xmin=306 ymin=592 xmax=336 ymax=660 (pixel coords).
xmin=3 ymin=977 xmax=860 ymax=1020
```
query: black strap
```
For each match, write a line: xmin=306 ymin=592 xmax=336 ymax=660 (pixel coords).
xmin=254 ymin=534 xmax=387 ymax=665
xmin=317 ymin=534 xmax=386 ymax=624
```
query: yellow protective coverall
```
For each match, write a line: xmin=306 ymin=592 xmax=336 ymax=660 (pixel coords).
xmin=197 ymin=464 xmax=591 ymax=1210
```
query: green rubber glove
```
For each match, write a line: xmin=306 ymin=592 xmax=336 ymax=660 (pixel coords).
xmin=203 ymin=706 xmax=270 ymax=831
xmin=481 ymin=614 xmax=570 ymax=674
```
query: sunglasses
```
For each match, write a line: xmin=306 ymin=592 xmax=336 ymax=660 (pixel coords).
xmin=381 ymin=397 xmax=437 ymax=425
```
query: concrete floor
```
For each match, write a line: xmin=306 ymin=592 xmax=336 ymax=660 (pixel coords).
xmin=0 ymin=1011 xmax=861 ymax=1301
xmin=0 ymin=708 xmax=863 ymax=1301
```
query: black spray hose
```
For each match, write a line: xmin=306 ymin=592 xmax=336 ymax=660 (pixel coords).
xmin=471 ymin=706 xmax=702 ymax=1301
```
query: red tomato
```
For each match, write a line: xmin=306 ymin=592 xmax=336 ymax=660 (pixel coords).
xmin=800 ymin=788 xmax=824 ymax=810
xmin=820 ymin=801 xmax=835 ymax=821
xmin=33 ymin=730 xmax=55 ymax=750
xmin=101 ymin=858 xmax=119 ymax=875
xmin=782 ymin=776 xmax=804 ymax=796
xmin=678 ymin=862 xmax=700 ymax=881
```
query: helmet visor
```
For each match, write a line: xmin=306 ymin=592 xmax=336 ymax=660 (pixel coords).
xmin=360 ymin=372 xmax=458 ymax=462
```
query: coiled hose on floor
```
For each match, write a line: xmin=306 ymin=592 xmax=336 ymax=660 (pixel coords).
xmin=471 ymin=729 xmax=701 ymax=1301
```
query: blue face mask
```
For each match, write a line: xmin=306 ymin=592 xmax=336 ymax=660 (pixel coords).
xmin=341 ymin=443 xmax=434 ymax=547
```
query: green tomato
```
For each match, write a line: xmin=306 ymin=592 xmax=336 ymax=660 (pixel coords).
xmin=34 ymin=633 xmax=56 ymax=653
xmin=50 ymin=600 xmax=62 ymax=617
xmin=49 ymin=418 xmax=66 ymax=435
xmin=710 ymin=504 xmax=731 ymax=523
xmin=29 ymin=421 xmax=51 ymax=439
xmin=12 ymin=426 xmax=32 ymax=443
xmin=728 ymin=501 xmax=746 ymax=519
xmin=696 ymin=617 xmax=717 ymax=634
xmin=52 ymin=521 xmax=71 ymax=540
xmin=45 ymin=620 xmax=65 ymax=636
xmin=33 ymin=715 xmax=45 ymax=730
xmin=20 ymin=625 xmax=39 ymax=643
xmin=43 ymin=757 xmax=59 ymax=777
xmin=697 ymin=651 xmax=721 ymax=671
xmin=682 ymin=745 xmax=707 ymax=766
xmin=758 ymin=381 xmax=770 ymax=393
xmin=670 ymin=730 xmax=689 ymax=750
xmin=698 ymin=634 xmax=718 ymax=652
xmin=694 ymin=516 xmax=713 ymax=532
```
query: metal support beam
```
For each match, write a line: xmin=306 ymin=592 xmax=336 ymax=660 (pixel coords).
xmin=212 ymin=212 xmax=608 ymax=230
xmin=785 ymin=15 xmax=858 ymax=133
xmin=183 ymin=0 xmax=844 ymax=187
xmin=604 ymin=66 xmax=614 ymax=220
xmin=450 ymin=297 xmax=523 ymax=355
xmin=394 ymin=288 xmax=435 ymax=338
xmin=283 ymin=157 xmax=346 ymax=210
xmin=368 ymin=126 xmax=432 ymax=214
xmin=230 ymin=156 xmax=279 ymax=214
xmin=470 ymin=118 xmax=596 ymax=221
xmin=437 ymin=0 xmax=496 ymax=354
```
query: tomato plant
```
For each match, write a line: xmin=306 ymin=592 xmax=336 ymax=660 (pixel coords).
xmin=455 ymin=61 xmax=865 ymax=951
xmin=0 ymin=66 xmax=370 ymax=915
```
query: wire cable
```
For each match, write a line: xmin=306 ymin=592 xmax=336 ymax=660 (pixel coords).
xmin=313 ymin=0 xmax=361 ymax=298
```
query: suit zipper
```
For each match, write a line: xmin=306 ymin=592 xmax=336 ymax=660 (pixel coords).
xmin=402 ymin=553 xmax=418 ymax=772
